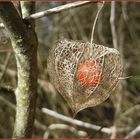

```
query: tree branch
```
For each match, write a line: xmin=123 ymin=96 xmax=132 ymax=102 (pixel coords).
xmin=42 ymin=108 xmax=112 ymax=134
xmin=0 ymin=1 xmax=92 ymax=29
xmin=0 ymin=2 xmax=38 ymax=138
xmin=20 ymin=1 xmax=36 ymax=28
xmin=25 ymin=1 xmax=92 ymax=20
xmin=125 ymin=125 xmax=140 ymax=138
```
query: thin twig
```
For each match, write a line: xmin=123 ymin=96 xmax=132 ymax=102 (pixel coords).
xmin=118 ymin=76 xmax=132 ymax=80
xmin=34 ymin=120 xmax=47 ymax=131
xmin=0 ymin=94 xmax=48 ymax=132
xmin=0 ymin=2 xmax=92 ymax=29
xmin=0 ymin=95 xmax=15 ymax=109
xmin=121 ymin=2 xmax=128 ymax=22
xmin=42 ymin=108 xmax=112 ymax=134
xmin=125 ymin=125 xmax=140 ymax=138
xmin=0 ymin=64 xmax=16 ymax=77
xmin=44 ymin=124 xmax=87 ymax=138
xmin=121 ymin=1 xmax=138 ymax=48
xmin=90 ymin=1 xmax=104 ymax=45
xmin=0 ymin=52 xmax=12 ymax=81
xmin=0 ymin=84 xmax=15 ymax=95
xmin=110 ymin=1 xmax=119 ymax=49
xmin=110 ymin=126 xmax=117 ymax=139
xmin=25 ymin=1 xmax=92 ymax=20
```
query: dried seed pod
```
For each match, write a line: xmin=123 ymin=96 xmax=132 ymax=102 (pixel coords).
xmin=47 ymin=38 xmax=122 ymax=115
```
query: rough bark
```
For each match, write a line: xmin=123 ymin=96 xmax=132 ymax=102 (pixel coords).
xmin=0 ymin=2 xmax=38 ymax=138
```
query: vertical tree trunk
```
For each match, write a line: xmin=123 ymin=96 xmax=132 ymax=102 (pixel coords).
xmin=0 ymin=2 xmax=38 ymax=138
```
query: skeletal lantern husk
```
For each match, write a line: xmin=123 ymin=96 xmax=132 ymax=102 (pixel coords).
xmin=47 ymin=38 xmax=122 ymax=115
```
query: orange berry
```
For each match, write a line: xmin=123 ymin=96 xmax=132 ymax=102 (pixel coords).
xmin=77 ymin=60 xmax=103 ymax=87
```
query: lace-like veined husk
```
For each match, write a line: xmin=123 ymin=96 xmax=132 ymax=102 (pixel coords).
xmin=47 ymin=38 xmax=122 ymax=115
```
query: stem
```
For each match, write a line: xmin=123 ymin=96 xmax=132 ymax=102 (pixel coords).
xmin=90 ymin=1 xmax=105 ymax=45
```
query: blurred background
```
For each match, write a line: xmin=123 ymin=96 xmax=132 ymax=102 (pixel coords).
xmin=0 ymin=1 xmax=140 ymax=138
